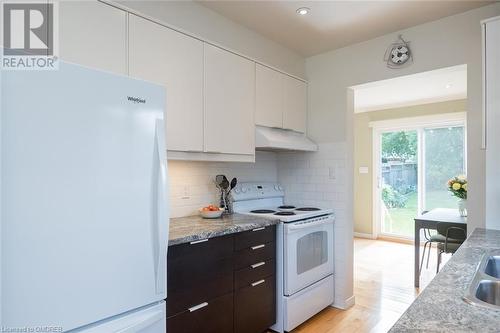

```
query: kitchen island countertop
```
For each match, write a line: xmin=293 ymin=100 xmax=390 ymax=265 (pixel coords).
xmin=389 ymin=228 xmax=500 ymax=333
xmin=168 ymin=213 xmax=279 ymax=246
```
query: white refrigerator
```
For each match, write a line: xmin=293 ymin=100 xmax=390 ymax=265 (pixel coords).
xmin=0 ymin=61 xmax=169 ymax=332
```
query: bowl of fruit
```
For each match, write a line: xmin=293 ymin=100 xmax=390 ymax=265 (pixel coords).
xmin=199 ymin=205 xmax=224 ymax=219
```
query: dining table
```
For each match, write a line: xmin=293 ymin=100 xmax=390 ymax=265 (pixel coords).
xmin=414 ymin=208 xmax=467 ymax=288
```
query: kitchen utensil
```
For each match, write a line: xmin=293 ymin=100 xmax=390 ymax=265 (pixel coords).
xmin=221 ymin=178 xmax=230 ymax=190
xmin=230 ymin=178 xmax=237 ymax=191
xmin=215 ymin=175 xmax=225 ymax=188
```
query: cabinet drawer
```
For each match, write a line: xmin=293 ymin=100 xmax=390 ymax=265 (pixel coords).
xmin=167 ymin=235 xmax=234 ymax=316
xmin=168 ymin=234 xmax=233 ymax=262
xmin=235 ymin=258 xmax=275 ymax=290
xmin=167 ymin=256 xmax=233 ymax=316
xmin=234 ymin=276 xmax=276 ymax=333
xmin=235 ymin=242 xmax=275 ymax=270
xmin=167 ymin=293 xmax=234 ymax=333
xmin=235 ymin=225 xmax=275 ymax=251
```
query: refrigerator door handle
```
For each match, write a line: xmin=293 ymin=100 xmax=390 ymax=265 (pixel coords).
xmin=115 ymin=310 xmax=164 ymax=333
xmin=154 ymin=119 xmax=168 ymax=296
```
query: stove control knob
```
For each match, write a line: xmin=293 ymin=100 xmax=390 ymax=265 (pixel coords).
xmin=274 ymin=185 xmax=279 ymax=191
xmin=234 ymin=188 xmax=240 ymax=194
xmin=278 ymin=185 xmax=284 ymax=191
xmin=241 ymin=187 xmax=248 ymax=193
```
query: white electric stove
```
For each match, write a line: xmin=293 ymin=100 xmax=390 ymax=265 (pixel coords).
xmin=232 ymin=182 xmax=335 ymax=333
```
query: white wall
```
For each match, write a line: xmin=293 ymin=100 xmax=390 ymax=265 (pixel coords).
xmin=305 ymin=3 xmax=500 ymax=307
xmin=168 ymin=152 xmax=277 ymax=218
xmin=116 ymin=0 xmax=305 ymax=78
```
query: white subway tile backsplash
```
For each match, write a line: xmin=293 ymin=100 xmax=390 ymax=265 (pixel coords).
xmin=167 ymin=151 xmax=278 ymax=217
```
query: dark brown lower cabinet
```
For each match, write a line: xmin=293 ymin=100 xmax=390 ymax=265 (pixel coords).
xmin=167 ymin=292 xmax=234 ymax=333
xmin=167 ymin=225 xmax=276 ymax=333
xmin=234 ymin=277 xmax=276 ymax=333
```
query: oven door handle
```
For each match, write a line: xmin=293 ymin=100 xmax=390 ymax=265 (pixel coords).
xmin=286 ymin=217 xmax=334 ymax=232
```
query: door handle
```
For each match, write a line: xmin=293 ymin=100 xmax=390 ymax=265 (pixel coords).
xmin=251 ymin=261 xmax=265 ymax=269
xmin=190 ymin=239 xmax=208 ymax=245
xmin=251 ymin=279 xmax=265 ymax=287
xmin=154 ymin=120 xmax=168 ymax=296
xmin=188 ymin=302 xmax=208 ymax=312
xmin=251 ymin=244 xmax=265 ymax=250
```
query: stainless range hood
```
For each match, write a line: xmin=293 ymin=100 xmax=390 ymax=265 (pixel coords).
xmin=255 ymin=126 xmax=318 ymax=152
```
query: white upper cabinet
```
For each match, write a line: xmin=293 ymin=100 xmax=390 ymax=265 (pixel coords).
xmin=283 ymin=76 xmax=307 ymax=133
xmin=255 ymin=63 xmax=307 ymax=133
xmin=256 ymin=64 xmax=284 ymax=128
xmin=204 ymin=44 xmax=255 ymax=155
xmin=128 ymin=15 xmax=204 ymax=152
xmin=59 ymin=1 xmax=127 ymax=75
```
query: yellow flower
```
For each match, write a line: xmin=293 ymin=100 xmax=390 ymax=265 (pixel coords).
xmin=462 ymin=183 xmax=467 ymax=191
xmin=457 ymin=175 xmax=466 ymax=181
xmin=452 ymin=183 xmax=461 ymax=191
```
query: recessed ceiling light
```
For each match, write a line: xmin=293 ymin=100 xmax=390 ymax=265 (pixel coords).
xmin=296 ymin=7 xmax=310 ymax=16
xmin=445 ymin=83 xmax=453 ymax=89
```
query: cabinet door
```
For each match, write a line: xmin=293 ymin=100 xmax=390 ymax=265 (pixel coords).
xmin=234 ymin=277 xmax=276 ymax=333
xmin=128 ymin=15 xmax=204 ymax=152
xmin=485 ymin=18 xmax=500 ymax=230
xmin=204 ymin=44 xmax=255 ymax=155
xmin=167 ymin=293 xmax=233 ymax=333
xmin=59 ymin=1 xmax=127 ymax=74
xmin=256 ymin=64 xmax=283 ymax=128
xmin=283 ymin=76 xmax=307 ymax=133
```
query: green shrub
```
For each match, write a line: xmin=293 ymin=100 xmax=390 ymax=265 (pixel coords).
xmin=382 ymin=184 xmax=408 ymax=208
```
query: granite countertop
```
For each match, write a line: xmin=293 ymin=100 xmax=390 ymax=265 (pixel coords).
xmin=168 ymin=213 xmax=279 ymax=246
xmin=389 ymin=228 xmax=500 ymax=333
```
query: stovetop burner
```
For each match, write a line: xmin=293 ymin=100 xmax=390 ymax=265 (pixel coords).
xmin=296 ymin=207 xmax=321 ymax=211
xmin=251 ymin=209 xmax=276 ymax=214
xmin=278 ymin=205 xmax=296 ymax=210
xmin=274 ymin=211 xmax=296 ymax=216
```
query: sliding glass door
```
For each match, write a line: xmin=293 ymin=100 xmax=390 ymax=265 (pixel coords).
xmin=379 ymin=130 xmax=418 ymax=237
xmin=375 ymin=120 xmax=466 ymax=239
xmin=423 ymin=126 xmax=466 ymax=211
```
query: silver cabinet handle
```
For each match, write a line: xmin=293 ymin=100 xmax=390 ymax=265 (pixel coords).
xmin=190 ymin=239 xmax=208 ymax=245
xmin=251 ymin=279 xmax=265 ymax=287
xmin=251 ymin=261 xmax=265 ymax=269
xmin=252 ymin=227 xmax=265 ymax=232
xmin=188 ymin=302 xmax=208 ymax=312
xmin=251 ymin=244 xmax=265 ymax=250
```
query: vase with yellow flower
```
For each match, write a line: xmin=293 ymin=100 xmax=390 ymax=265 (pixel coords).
xmin=448 ymin=175 xmax=467 ymax=217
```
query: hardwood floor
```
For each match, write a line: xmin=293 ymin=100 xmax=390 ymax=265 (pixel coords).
xmin=290 ymin=238 xmax=449 ymax=333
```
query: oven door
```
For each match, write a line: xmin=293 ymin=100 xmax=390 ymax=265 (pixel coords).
xmin=284 ymin=215 xmax=334 ymax=296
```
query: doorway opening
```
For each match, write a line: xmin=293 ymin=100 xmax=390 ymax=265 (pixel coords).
xmin=351 ymin=64 xmax=467 ymax=241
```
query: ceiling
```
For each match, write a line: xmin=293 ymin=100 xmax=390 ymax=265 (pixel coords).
xmin=352 ymin=64 xmax=467 ymax=113
xmin=198 ymin=1 xmax=492 ymax=57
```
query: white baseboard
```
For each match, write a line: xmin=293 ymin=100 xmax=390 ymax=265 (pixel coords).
xmin=353 ymin=232 xmax=375 ymax=239
xmin=332 ymin=295 xmax=356 ymax=310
